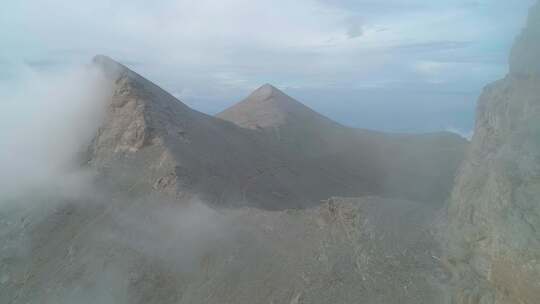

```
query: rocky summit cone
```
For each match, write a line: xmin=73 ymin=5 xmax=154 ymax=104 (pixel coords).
xmin=217 ymin=84 xmax=341 ymax=130
xmin=89 ymin=55 xmax=192 ymax=162
xmin=216 ymin=83 xmax=349 ymax=162
xmin=92 ymin=55 xmax=127 ymax=76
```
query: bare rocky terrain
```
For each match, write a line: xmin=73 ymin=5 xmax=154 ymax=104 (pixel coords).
xmin=1 ymin=2 xmax=540 ymax=303
xmin=88 ymin=56 xmax=466 ymax=210
xmin=1 ymin=194 xmax=449 ymax=304
xmin=218 ymin=83 xmax=467 ymax=203
xmin=445 ymin=2 xmax=540 ymax=303
xmin=0 ymin=57 xmax=463 ymax=304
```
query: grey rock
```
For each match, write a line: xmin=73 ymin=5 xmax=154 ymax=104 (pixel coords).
xmin=446 ymin=2 xmax=540 ymax=303
xmin=1 ymin=24 xmax=470 ymax=304
xmin=218 ymin=83 xmax=467 ymax=204
xmin=0 ymin=196 xmax=450 ymax=304
xmin=88 ymin=57 xmax=466 ymax=209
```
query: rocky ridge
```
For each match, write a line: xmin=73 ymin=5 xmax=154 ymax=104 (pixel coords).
xmin=88 ymin=56 xmax=466 ymax=208
xmin=219 ymin=82 xmax=467 ymax=204
xmin=89 ymin=56 xmax=358 ymax=209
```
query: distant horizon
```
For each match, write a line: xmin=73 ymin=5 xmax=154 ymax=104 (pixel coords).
xmin=3 ymin=0 xmax=535 ymax=137
xmin=183 ymin=81 xmax=477 ymax=138
xmin=93 ymin=56 xmax=477 ymax=138
xmin=2 ymin=2 xmax=539 ymax=303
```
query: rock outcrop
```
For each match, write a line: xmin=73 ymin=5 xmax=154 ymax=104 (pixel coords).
xmin=446 ymin=2 xmax=540 ymax=303
xmin=217 ymin=83 xmax=341 ymax=132
xmin=219 ymin=84 xmax=468 ymax=204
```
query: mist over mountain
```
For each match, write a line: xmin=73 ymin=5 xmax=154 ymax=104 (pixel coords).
xmin=0 ymin=63 xmax=110 ymax=203
xmin=1 ymin=1 xmax=540 ymax=304
xmin=0 ymin=54 xmax=466 ymax=303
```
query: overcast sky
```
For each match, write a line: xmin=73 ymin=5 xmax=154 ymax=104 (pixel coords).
xmin=1 ymin=0 xmax=536 ymax=135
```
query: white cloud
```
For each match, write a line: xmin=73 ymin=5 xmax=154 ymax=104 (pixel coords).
xmin=0 ymin=0 xmax=535 ymax=132
xmin=0 ymin=63 xmax=111 ymax=202
xmin=4 ymin=1 xmax=532 ymax=83
xmin=445 ymin=126 xmax=474 ymax=140
xmin=414 ymin=61 xmax=452 ymax=76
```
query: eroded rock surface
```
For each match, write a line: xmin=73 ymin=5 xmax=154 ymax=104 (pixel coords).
xmin=446 ymin=2 xmax=540 ymax=303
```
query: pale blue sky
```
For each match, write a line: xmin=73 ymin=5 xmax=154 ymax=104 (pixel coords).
xmin=1 ymin=0 xmax=536 ymax=135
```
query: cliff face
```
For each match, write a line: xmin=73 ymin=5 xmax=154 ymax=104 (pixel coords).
xmin=446 ymin=3 xmax=540 ymax=303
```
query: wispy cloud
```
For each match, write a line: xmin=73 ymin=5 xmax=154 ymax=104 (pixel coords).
xmin=445 ymin=126 xmax=474 ymax=140
xmin=0 ymin=63 xmax=111 ymax=202
xmin=1 ymin=0 xmax=536 ymax=132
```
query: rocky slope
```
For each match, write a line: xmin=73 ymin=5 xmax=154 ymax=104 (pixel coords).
xmin=88 ymin=56 xmax=372 ymax=209
xmin=88 ymin=57 xmax=466 ymax=208
xmin=0 ymin=195 xmax=449 ymax=304
xmin=216 ymin=83 xmax=347 ymax=158
xmin=218 ymin=84 xmax=467 ymax=203
xmin=446 ymin=2 xmax=540 ymax=303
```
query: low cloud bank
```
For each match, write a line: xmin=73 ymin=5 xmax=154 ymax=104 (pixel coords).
xmin=0 ymin=65 xmax=241 ymax=303
xmin=0 ymin=63 xmax=111 ymax=204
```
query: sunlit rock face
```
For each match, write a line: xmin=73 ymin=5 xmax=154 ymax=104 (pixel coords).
xmin=446 ymin=2 xmax=540 ymax=303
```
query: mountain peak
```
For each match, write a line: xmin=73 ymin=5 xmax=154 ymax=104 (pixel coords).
xmin=88 ymin=55 xmax=192 ymax=160
xmin=91 ymin=55 xmax=128 ymax=78
xmin=247 ymin=83 xmax=285 ymax=102
xmin=92 ymin=54 xmax=119 ymax=66
xmin=259 ymin=83 xmax=278 ymax=90
xmin=217 ymin=84 xmax=331 ymax=129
